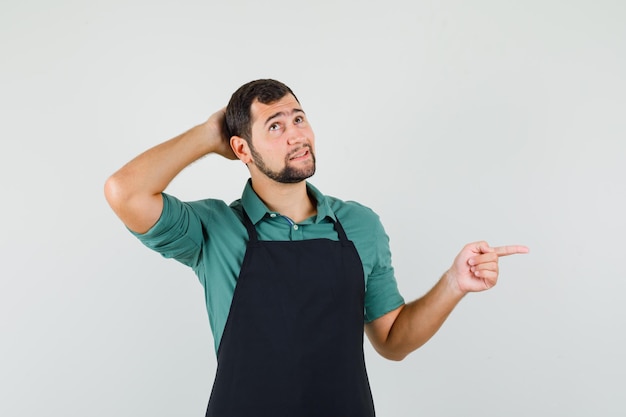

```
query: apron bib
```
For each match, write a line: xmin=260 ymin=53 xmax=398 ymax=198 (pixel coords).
xmin=206 ymin=211 xmax=375 ymax=416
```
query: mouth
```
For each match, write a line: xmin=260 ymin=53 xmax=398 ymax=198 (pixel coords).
xmin=288 ymin=147 xmax=311 ymax=161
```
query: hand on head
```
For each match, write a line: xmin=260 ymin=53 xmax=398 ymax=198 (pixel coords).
xmin=206 ymin=108 xmax=237 ymax=160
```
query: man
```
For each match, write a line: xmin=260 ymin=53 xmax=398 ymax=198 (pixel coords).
xmin=104 ymin=79 xmax=528 ymax=416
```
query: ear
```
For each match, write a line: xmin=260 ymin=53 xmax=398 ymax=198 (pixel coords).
xmin=230 ymin=136 xmax=252 ymax=164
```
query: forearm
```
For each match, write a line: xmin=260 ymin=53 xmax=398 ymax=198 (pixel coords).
xmin=109 ymin=123 xmax=213 ymax=196
xmin=376 ymin=271 xmax=465 ymax=360
xmin=367 ymin=241 xmax=528 ymax=361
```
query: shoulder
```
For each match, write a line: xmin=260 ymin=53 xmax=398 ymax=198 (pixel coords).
xmin=309 ymin=183 xmax=388 ymax=239
xmin=324 ymin=195 xmax=389 ymax=246
xmin=325 ymin=195 xmax=394 ymax=277
xmin=308 ymin=182 xmax=379 ymax=224
xmin=326 ymin=195 xmax=382 ymax=225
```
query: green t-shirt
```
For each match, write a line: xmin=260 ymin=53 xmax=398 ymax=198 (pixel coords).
xmin=133 ymin=180 xmax=405 ymax=353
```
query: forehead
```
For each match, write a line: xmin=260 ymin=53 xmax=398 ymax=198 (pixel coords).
xmin=250 ymin=94 xmax=301 ymax=125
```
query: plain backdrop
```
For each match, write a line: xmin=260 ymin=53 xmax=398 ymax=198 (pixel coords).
xmin=1 ymin=0 xmax=625 ymax=416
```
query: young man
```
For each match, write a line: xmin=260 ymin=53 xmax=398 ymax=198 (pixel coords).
xmin=104 ymin=79 xmax=528 ymax=416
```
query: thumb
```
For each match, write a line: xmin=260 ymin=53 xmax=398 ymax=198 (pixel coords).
xmin=474 ymin=241 xmax=494 ymax=254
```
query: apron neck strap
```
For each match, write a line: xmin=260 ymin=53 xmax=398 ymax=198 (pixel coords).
xmin=242 ymin=210 xmax=349 ymax=243
xmin=242 ymin=210 xmax=258 ymax=242
xmin=332 ymin=217 xmax=349 ymax=242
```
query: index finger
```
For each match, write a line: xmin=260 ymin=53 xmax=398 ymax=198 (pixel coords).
xmin=493 ymin=245 xmax=530 ymax=257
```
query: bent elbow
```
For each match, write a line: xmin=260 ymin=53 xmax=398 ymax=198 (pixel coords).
xmin=376 ymin=347 xmax=410 ymax=362
xmin=103 ymin=173 xmax=126 ymax=210
xmin=386 ymin=352 xmax=409 ymax=362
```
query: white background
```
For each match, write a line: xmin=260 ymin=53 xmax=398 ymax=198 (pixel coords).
xmin=2 ymin=0 xmax=625 ymax=415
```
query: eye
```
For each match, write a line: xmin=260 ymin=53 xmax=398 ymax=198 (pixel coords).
xmin=269 ymin=123 xmax=281 ymax=131
xmin=294 ymin=115 xmax=304 ymax=124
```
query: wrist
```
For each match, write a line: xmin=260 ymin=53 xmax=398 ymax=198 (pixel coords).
xmin=183 ymin=122 xmax=217 ymax=156
xmin=442 ymin=269 xmax=468 ymax=299
xmin=197 ymin=119 xmax=234 ymax=158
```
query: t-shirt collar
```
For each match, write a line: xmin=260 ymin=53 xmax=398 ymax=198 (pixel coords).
xmin=241 ymin=179 xmax=336 ymax=225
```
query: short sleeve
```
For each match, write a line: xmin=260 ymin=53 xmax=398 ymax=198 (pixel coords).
xmin=130 ymin=193 xmax=205 ymax=268
xmin=332 ymin=199 xmax=405 ymax=322
xmin=363 ymin=218 xmax=405 ymax=322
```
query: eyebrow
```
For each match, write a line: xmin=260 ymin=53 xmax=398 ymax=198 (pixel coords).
xmin=264 ymin=108 xmax=305 ymax=127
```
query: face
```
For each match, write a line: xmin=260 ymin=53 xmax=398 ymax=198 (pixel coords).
xmin=246 ymin=94 xmax=316 ymax=184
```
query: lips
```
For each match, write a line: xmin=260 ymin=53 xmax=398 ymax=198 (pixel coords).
xmin=288 ymin=147 xmax=310 ymax=160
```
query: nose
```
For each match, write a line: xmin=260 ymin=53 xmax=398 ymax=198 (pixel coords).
xmin=286 ymin=124 xmax=305 ymax=145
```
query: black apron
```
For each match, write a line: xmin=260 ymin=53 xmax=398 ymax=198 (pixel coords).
xmin=205 ymin=211 xmax=375 ymax=417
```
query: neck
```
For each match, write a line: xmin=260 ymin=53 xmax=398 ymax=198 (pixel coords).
xmin=250 ymin=175 xmax=317 ymax=223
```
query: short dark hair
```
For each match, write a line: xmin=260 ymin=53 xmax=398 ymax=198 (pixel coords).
xmin=224 ymin=79 xmax=299 ymax=142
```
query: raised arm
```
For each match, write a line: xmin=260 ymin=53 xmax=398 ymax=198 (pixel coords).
xmin=104 ymin=108 xmax=236 ymax=234
xmin=365 ymin=242 xmax=529 ymax=361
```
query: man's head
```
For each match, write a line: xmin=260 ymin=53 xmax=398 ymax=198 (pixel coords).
xmin=225 ymin=79 xmax=299 ymax=142
xmin=226 ymin=79 xmax=316 ymax=184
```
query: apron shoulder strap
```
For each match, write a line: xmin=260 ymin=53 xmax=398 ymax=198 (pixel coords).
xmin=332 ymin=217 xmax=350 ymax=244
xmin=241 ymin=209 xmax=258 ymax=243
